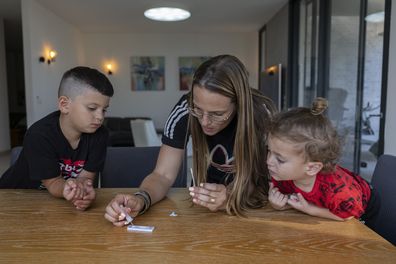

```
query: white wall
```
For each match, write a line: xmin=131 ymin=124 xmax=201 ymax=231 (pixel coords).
xmin=83 ymin=33 xmax=258 ymax=129
xmin=385 ymin=2 xmax=396 ymax=155
xmin=266 ymin=5 xmax=289 ymax=69
xmin=22 ymin=0 xmax=85 ymax=127
xmin=0 ymin=19 xmax=11 ymax=151
xmin=21 ymin=0 xmax=258 ymax=131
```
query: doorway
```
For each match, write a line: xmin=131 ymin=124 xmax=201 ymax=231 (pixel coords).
xmin=4 ymin=19 xmax=26 ymax=148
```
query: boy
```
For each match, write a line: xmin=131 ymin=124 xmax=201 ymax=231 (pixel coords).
xmin=0 ymin=66 xmax=114 ymax=210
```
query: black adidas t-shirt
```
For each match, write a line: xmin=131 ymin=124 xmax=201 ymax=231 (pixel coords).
xmin=0 ymin=111 xmax=108 ymax=189
xmin=162 ymin=94 xmax=236 ymax=184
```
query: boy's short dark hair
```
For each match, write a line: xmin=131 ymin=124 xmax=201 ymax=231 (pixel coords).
xmin=58 ymin=66 xmax=114 ymax=98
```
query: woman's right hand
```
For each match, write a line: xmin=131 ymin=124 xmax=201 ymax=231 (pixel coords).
xmin=189 ymin=183 xmax=227 ymax=211
xmin=104 ymin=194 xmax=144 ymax=226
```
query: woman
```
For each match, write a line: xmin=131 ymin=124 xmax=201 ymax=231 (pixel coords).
xmin=104 ymin=55 xmax=276 ymax=225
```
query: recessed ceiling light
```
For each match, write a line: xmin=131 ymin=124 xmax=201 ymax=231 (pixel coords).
xmin=144 ymin=7 xmax=191 ymax=22
xmin=365 ymin=11 xmax=384 ymax=23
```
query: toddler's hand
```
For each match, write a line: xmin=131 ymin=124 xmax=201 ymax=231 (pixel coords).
xmin=268 ymin=182 xmax=289 ymax=210
xmin=287 ymin=193 xmax=311 ymax=214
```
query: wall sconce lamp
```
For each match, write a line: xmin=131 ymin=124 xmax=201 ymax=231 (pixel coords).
xmin=106 ymin=64 xmax=113 ymax=75
xmin=39 ymin=50 xmax=57 ymax=64
xmin=266 ymin=65 xmax=278 ymax=76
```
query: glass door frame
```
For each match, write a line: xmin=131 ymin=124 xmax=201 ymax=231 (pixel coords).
xmin=378 ymin=0 xmax=391 ymax=158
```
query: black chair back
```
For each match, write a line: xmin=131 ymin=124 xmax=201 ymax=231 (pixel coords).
xmin=371 ymin=154 xmax=396 ymax=245
xmin=100 ymin=146 xmax=187 ymax=188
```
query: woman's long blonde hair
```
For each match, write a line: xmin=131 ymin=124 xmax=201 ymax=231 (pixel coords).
xmin=188 ymin=55 xmax=276 ymax=216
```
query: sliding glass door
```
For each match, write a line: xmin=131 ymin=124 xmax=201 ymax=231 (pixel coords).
xmin=298 ymin=0 xmax=319 ymax=106
xmin=295 ymin=0 xmax=387 ymax=181
xmin=327 ymin=0 xmax=361 ymax=170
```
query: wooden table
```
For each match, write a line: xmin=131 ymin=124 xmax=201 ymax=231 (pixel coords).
xmin=0 ymin=189 xmax=395 ymax=263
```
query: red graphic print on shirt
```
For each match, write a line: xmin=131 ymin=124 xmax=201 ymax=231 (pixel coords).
xmin=58 ymin=159 xmax=85 ymax=179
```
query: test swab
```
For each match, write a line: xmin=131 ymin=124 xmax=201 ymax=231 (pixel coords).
xmin=119 ymin=206 xmax=133 ymax=225
xmin=190 ymin=168 xmax=196 ymax=187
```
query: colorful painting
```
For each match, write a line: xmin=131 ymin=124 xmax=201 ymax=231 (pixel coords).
xmin=130 ymin=56 xmax=165 ymax=91
xmin=179 ymin=56 xmax=211 ymax=91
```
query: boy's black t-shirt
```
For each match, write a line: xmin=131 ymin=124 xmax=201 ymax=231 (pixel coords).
xmin=0 ymin=111 xmax=108 ymax=189
xmin=162 ymin=94 xmax=236 ymax=184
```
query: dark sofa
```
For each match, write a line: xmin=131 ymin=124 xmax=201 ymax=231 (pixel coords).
xmin=103 ymin=117 xmax=151 ymax=147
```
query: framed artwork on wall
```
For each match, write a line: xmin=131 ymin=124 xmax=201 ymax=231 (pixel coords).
xmin=178 ymin=56 xmax=210 ymax=91
xmin=130 ymin=56 xmax=165 ymax=91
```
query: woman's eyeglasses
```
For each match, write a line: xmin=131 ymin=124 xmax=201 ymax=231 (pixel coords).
xmin=188 ymin=107 xmax=234 ymax=123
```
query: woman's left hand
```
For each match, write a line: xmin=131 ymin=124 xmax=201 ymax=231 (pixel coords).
xmin=189 ymin=183 xmax=227 ymax=211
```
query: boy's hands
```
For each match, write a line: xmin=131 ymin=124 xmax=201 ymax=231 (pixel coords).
xmin=268 ymin=182 xmax=290 ymax=210
xmin=63 ymin=178 xmax=83 ymax=201
xmin=63 ymin=177 xmax=96 ymax=210
xmin=73 ymin=178 xmax=96 ymax=210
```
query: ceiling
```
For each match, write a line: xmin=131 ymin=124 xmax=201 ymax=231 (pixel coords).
xmin=0 ymin=0 xmax=386 ymax=33
xmin=0 ymin=0 xmax=288 ymax=33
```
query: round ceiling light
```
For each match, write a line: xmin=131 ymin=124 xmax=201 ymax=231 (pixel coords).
xmin=144 ymin=7 xmax=191 ymax=22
